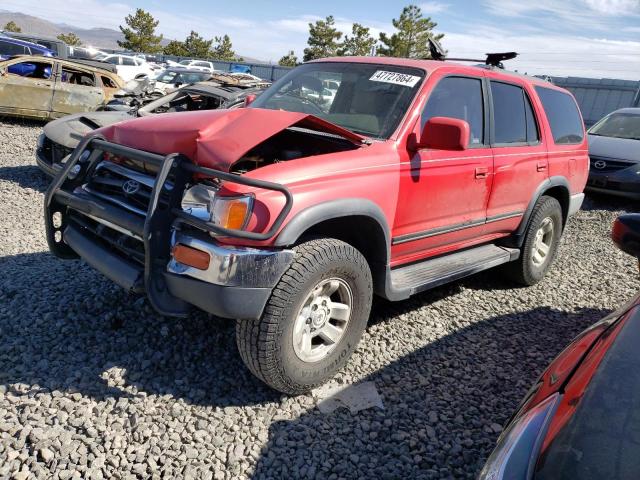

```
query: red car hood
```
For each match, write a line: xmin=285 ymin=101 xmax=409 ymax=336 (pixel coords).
xmin=96 ymin=108 xmax=364 ymax=171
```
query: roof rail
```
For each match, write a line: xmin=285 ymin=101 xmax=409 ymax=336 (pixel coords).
xmin=427 ymin=38 xmax=518 ymax=69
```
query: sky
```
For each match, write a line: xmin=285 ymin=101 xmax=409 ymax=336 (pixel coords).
xmin=2 ymin=0 xmax=640 ymax=79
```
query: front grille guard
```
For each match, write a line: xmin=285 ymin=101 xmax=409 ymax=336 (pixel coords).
xmin=45 ymin=134 xmax=294 ymax=317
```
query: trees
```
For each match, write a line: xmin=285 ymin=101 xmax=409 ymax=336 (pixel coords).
xmin=183 ymin=31 xmax=214 ymax=58
xmin=163 ymin=40 xmax=188 ymax=57
xmin=378 ymin=5 xmax=444 ymax=58
xmin=118 ymin=8 xmax=163 ymax=53
xmin=303 ymin=16 xmax=342 ymax=62
xmin=278 ymin=51 xmax=298 ymax=67
xmin=338 ymin=23 xmax=376 ymax=56
xmin=57 ymin=33 xmax=82 ymax=46
xmin=212 ymin=34 xmax=236 ymax=61
xmin=3 ymin=21 xmax=21 ymax=33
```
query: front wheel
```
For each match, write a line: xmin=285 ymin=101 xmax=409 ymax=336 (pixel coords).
xmin=505 ymin=195 xmax=563 ymax=286
xmin=236 ymin=238 xmax=373 ymax=394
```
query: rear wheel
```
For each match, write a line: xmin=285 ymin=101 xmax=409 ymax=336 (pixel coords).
xmin=506 ymin=196 xmax=563 ymax=285
xmin=236 ymin=238 xmax=372 ymax=394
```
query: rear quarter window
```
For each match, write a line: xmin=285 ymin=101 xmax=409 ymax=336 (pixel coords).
xmin=535 ymin=86 xmax=584 ymax=145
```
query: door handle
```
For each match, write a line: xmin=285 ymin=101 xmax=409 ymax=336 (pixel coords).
xmin=537 ymin=162 xmax=548 ymax=172
xmin=475 ymin=167 xmax=489 ymax=179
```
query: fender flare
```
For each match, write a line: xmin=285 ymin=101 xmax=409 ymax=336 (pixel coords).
xmin=274 ymin=198 xmax=391 ymax=262
xmin=512 ymin=176 xmax=570 ymax=246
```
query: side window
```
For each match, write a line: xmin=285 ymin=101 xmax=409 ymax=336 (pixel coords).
xmin=535 ymin=86 xmax=584 ymax=144
xmin=7 ymin=61 xmax=52 ymax=79
xmin=0 ymin=41 xmax=27 ymax=56
xmin=524 ymin=93 xmax=539 ymax=143
xmin=122 ymin=57 xmax=136 ymax=66
xmin=60 ymin=67 xmax=96 ymax=87
xmin=104 ymin=56 xmax=119 ymax=65
xmin=422 ymin=76 xmax=484 ymax=145
xmin=490 ymin=81 xmax=527 ymax=144
xmin=101 ymin=76 xmax=117 ymax=88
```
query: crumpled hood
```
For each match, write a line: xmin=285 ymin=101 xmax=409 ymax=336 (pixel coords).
xmin=96 ymin=108 xmax=364 ymax=171
xmin=44 ymin=111 xmax=132 ymax=149
xmin=588 ymin=134 xmax=640 ymax=163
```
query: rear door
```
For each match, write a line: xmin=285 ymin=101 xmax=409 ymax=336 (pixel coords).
xmin=51 ymin=64 xmax=105 ymax=117
xmin=484 ymin=77 xmax=548 ymax=235
xmin=0 ymin=59 xmax=55 ymax=118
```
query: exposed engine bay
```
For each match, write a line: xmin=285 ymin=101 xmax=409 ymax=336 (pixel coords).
xmin=231 ymin=126 xmax=359 ymax=174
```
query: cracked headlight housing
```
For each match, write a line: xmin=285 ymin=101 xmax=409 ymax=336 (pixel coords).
xmin=181 ymin=184 xmax=253 ymax=230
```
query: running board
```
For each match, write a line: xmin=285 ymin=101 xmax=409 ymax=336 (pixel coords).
xmin=389 ymin=244 xmax=520 ymax=298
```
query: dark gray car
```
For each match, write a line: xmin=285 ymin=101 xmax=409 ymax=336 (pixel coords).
xmin=587 ymin=108 xmax=640 ymax=199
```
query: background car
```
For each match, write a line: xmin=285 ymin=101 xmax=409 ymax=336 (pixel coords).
xmin=480 ymin=213 xmax=640 ymax=479
xmin=177 ymin=59 xmax=215 ymax=73
xmin=0 ymin=35 xmax=54 ymax=60
xmin=153 ymin=68 xmax=212 ymax=94
xmin=586 ymin=107 xmax=640 ymax=199
xmin=0 ymin=55 xmax=124 ymax=121
xmin=100 ymin=54 xmax=155 ymax=81
xmin=2 ymin=32 xmax=68 ymax=58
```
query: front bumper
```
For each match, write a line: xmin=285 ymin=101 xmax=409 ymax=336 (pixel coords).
xmin=586 ymin=161 xmax=640 ymax=199
xmin=45 ymin=135 xmax=294 ymax=320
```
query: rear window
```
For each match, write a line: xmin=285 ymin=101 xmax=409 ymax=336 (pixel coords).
xmin=535 ymin=86 xmax=584 ymax=144
xmin=0 ymin=40 xmax=27 ymax=56
xmin=491 ymin=81 xmax=539 ymax=145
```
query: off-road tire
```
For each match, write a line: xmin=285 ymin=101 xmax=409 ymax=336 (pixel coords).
xmin=236 ymin=238 xmax=372 ymax=395
xmin=506 ymin=195 xmax=563 ymax=286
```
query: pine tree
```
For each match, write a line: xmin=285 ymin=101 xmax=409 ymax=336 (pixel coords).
xmin=118 ymin=8 xmax=163 ymax=54
xmin=278 ymin=50 xmax=298 ymax=67
xmin=57 ymin=33 xmax=82 ymax=46
xmin=163 ymin=40 xmax=188 ymax=57
xmin=303 ymin=16 xmax=342 ymax=61
xmin=338 ymin=23 xmax=376 ymax=56
xmin=183 ymin=31 xmax=214 ymax=58
xmin=212 ymin=35 xmax=236 ymax=61
xmin=3 ymin=21 xmax=21 ymax=33
xmin=378 ymin=5 xmax=444 ymax=58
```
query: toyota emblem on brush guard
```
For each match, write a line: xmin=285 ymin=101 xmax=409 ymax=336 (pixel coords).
xmin=594 ymin=160 xmax=607 ymax=170
xmin=122 ymin=179 xmax=140 ymax=195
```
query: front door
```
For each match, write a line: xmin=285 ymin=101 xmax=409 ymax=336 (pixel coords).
xmin=392 ymin=74 xmax=493 ymax=266
xmin=0 ymin=59 xmax=55 ymax=118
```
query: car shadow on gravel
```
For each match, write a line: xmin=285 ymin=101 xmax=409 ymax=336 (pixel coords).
xmin=250 ymin=305 xmax=610 ymax=480
xmin=0 ymin=165 xmax=50 ymax=193
xmin=582 ymin=192 xmax=637 ymax=213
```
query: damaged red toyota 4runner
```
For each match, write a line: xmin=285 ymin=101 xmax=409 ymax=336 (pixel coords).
xmin=45 ymin=55 xmax=588 ymax=394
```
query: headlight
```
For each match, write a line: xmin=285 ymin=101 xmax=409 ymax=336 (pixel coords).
xmin=479 ymin=393 xmax=560 ymax=480
xmin=181 ymin=184 xmax=253 ymax=230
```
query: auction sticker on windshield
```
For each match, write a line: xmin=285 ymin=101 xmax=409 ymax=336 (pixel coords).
xmin=369 ymin=71 xmax=421 ymax=87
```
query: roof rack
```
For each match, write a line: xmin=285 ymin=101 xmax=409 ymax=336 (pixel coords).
xmin=427 ymin=38 xmax=517 ymax=69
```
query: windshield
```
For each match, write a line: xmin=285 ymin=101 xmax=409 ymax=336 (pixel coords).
xmin=589 ymin=112 xmax=640 ymax=140
xmin=251 ymin=62 xmax=425 ymax=139
xmin=156 ymin=71 xmax=178 ymax=83
xmin=179 ymin=60 xmax=191 ymax=65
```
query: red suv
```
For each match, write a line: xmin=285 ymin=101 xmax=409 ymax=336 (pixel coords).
xmin=45 ymin=57 xmax=588 ymax=394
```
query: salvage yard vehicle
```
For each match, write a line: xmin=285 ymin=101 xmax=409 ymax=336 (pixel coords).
xmin=153 ymin=68 xmax=212 ymax=95
xmin=0 ymin=35 xmax=54 ymax=59
xmin=45 ymin=55 xmax=588 ymax=394
xmin=36 ymin=81 xmax=269 ymax=175
xmin=100 ymin=54 xmax=155 ymax=81
xmin=0 ymin=55 xmax=124 ymax=121
xmin=178 ymin=59 xmax=216 ymax=73
xmin=480 ymin=213 xmax=640 ymax=480
xmin=586 ymin=108 xmax=640 ymax=200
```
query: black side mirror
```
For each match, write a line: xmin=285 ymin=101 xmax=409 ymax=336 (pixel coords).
xmin=612 ymin=214 xmax=640 ymax=258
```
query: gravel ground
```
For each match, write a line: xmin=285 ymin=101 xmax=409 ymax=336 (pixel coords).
xmin=0 ymin=117 xmax=638 ymax=480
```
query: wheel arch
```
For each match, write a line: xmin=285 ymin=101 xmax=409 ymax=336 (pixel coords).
xmin=274 ymin=199 xmax=391 ymax=295
xmin=508 ymin=176 xmax=570 ymax=248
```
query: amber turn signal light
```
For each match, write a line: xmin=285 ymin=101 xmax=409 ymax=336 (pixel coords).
xmin=172 ymin=244 xmax=210 ymax=270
